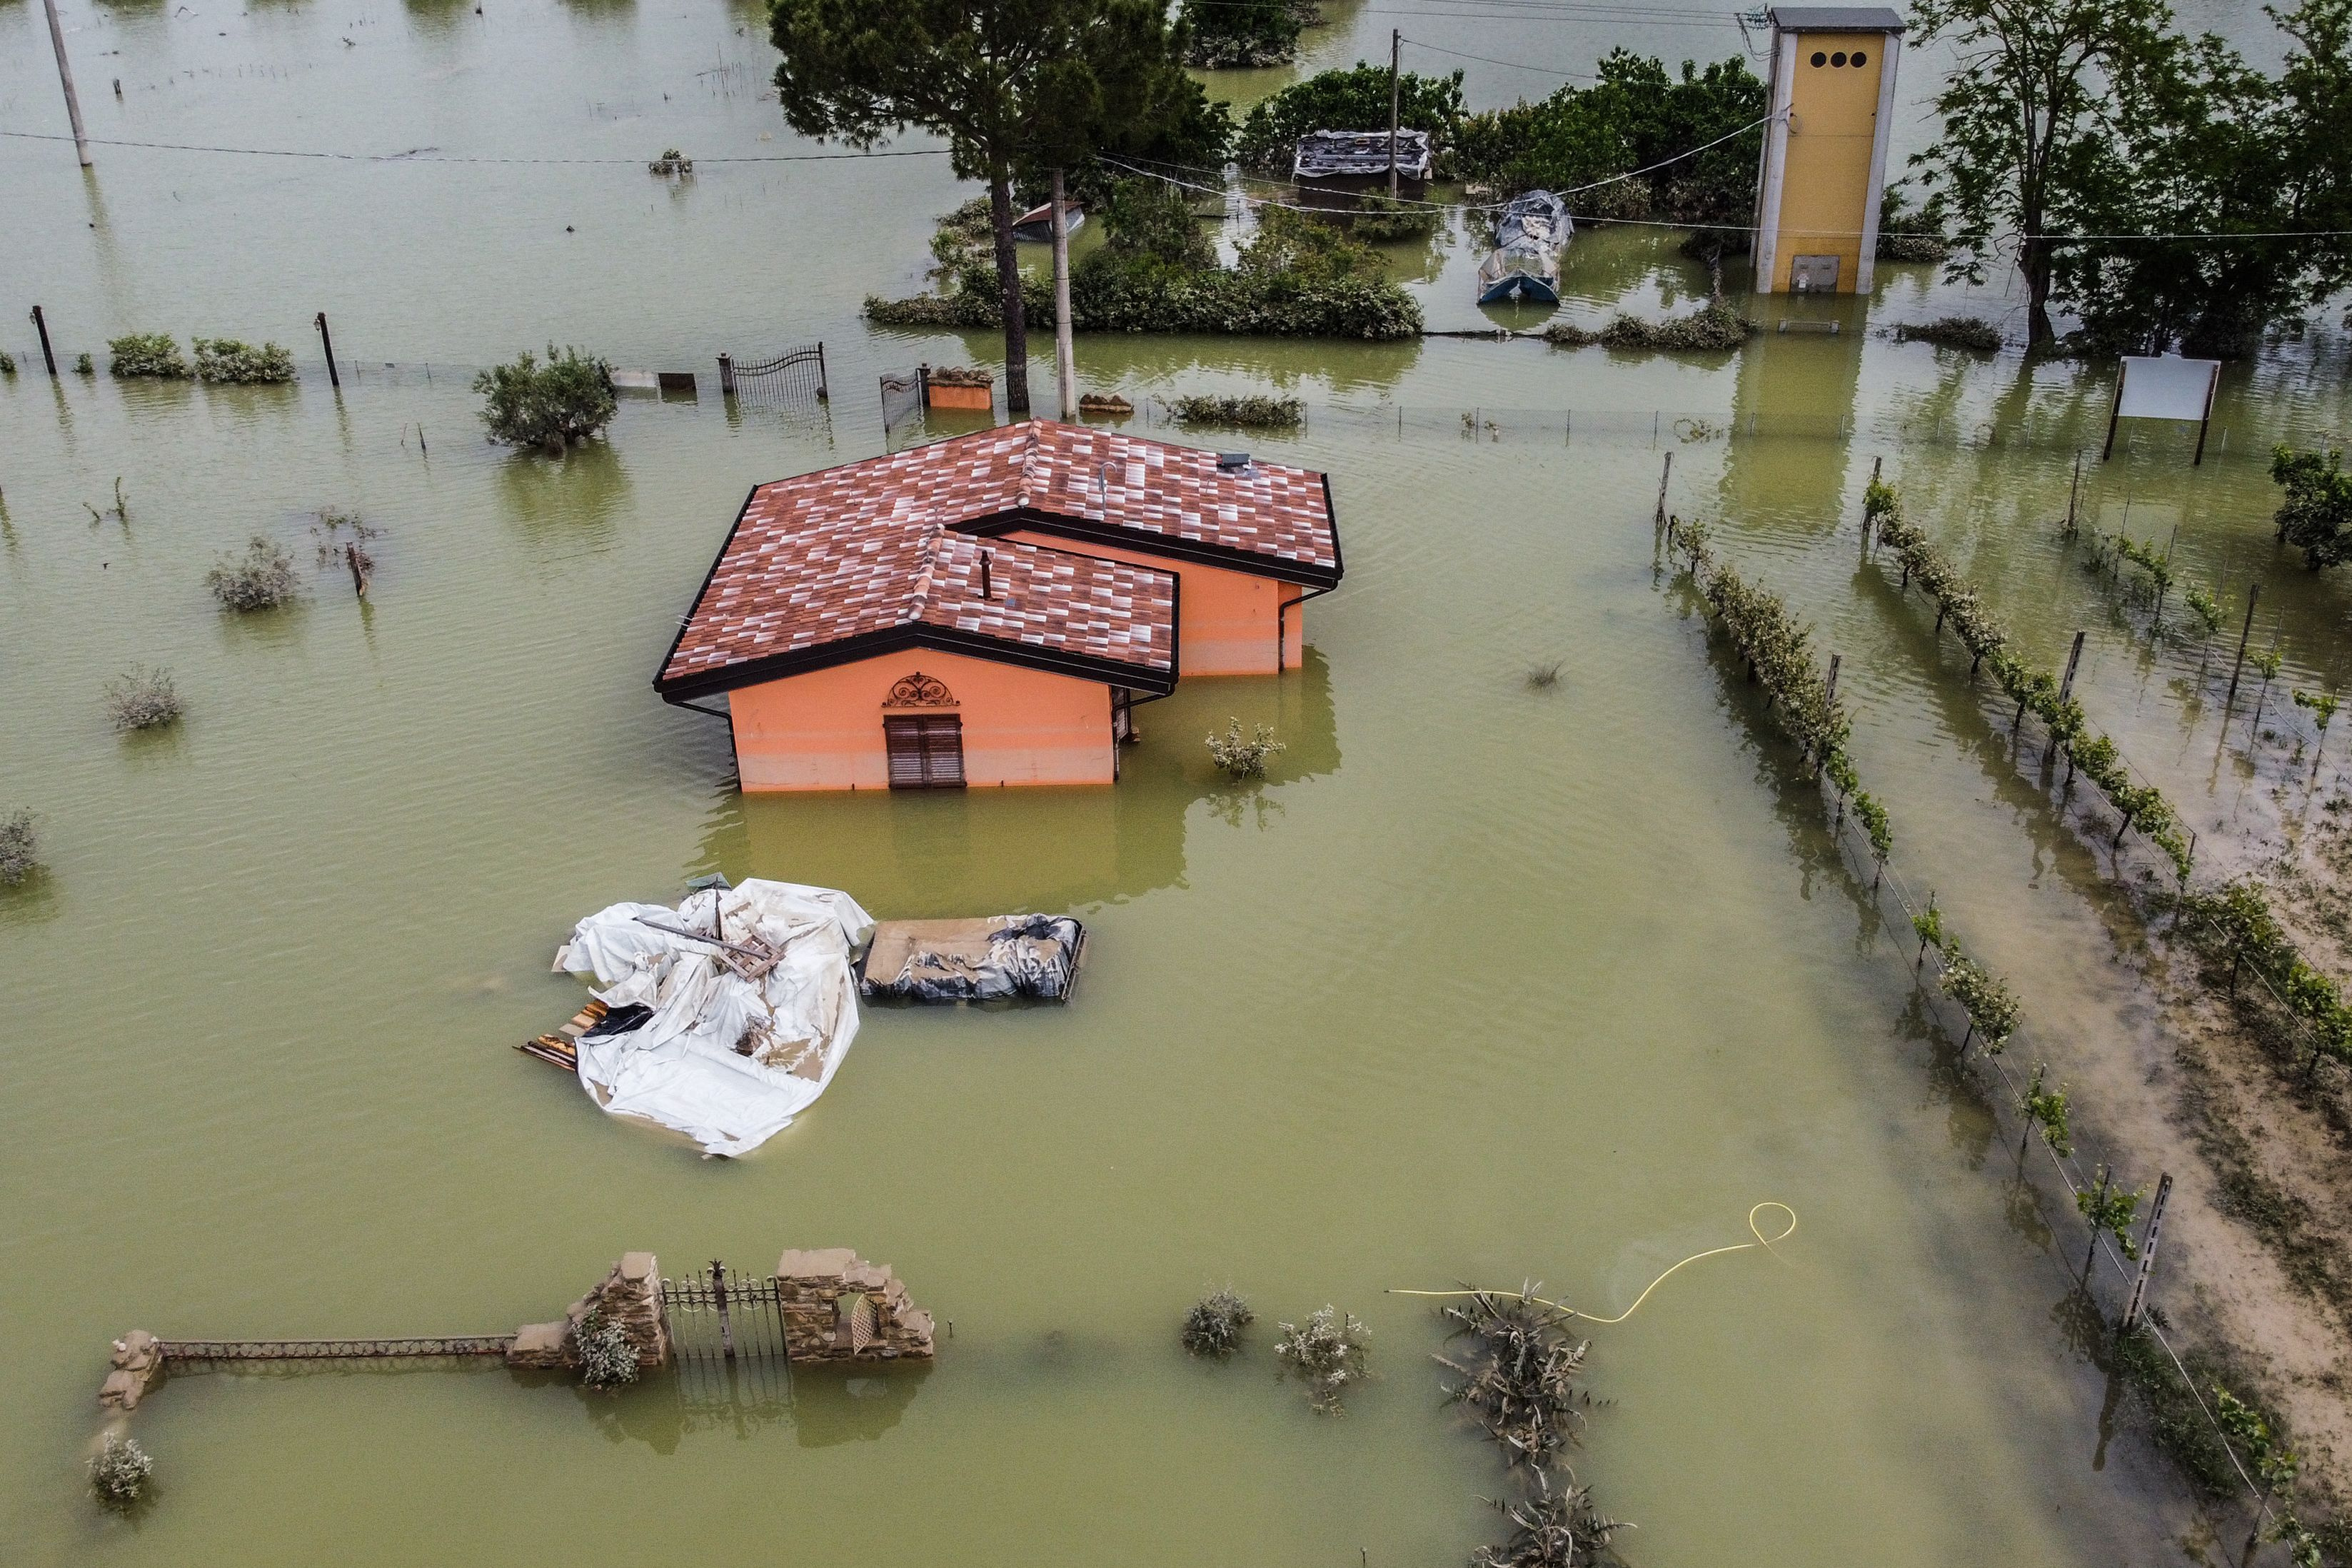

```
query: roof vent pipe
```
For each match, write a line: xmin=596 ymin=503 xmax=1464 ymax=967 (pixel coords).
xmin=1217 ymin=452 xmax=1250 ymax=471
xmin=980 ymin=551 xmax=992 ymax=600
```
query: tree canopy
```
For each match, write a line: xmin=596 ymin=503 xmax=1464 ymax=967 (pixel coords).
xmin=770 ymin=0 xmax=1199 ymax=409
xmin=1911 ymin=0 xmax=2352 ymax=356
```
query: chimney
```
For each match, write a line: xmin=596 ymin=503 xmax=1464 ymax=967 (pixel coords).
xmin=980 ymin=551 xmax=992 ymax=600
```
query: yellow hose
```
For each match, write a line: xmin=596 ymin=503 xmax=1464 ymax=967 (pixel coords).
xmin=1387 ymin=1202 xmax=1798 ymax=1326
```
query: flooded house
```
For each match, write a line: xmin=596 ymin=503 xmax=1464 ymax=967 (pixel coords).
xmin=654 ymin=421 xmax=1343 ymax=791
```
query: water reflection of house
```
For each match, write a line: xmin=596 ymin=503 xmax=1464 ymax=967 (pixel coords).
xmin=655 ymin=421 xmax=1343 ymax=792
xmin=703 ymin=647 xmax=1346 ymax=913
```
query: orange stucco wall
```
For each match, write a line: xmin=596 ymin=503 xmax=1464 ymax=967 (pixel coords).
xmin=1772 ymin=37 xmax=1888 ymax=293
xmin=725 ymin=648 xmax=1115 ymax=792
xmin=997 ymin=529 xmax=1307 ymax=675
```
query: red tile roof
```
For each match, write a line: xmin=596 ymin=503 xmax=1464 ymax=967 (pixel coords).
xmin=657 ymin=421 xmax=1340 ymax=698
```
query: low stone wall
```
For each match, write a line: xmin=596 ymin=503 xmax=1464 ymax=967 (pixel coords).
xmin=507 ymin=1252 xmax=669 ymax=1372
xmin=774 ymin=1248 xmax=935 ymax=1362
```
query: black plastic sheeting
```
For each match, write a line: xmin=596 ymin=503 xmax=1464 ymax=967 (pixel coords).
xmin=862 ymin=915 xmax=1085 ymax=1003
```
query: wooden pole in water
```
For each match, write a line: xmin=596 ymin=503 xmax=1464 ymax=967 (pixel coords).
xmin=1050 ymin=167 xmax=1076 ymax=421
xmin=2121 ymin=1172 xmax=2171 ymax=1331
xmin=39 ymin=0 xmax=91 ymax=168
xmin=2064 ymin=450 xmax=2083 ymax=533
xmin=1387 ymin=30 xmax=1402 ymax=200
xmin=30 ymin=306 xmax=57 ymax=377
xmin=1654 ymin=451 xmax=1672 ymax=528
xmin=314 ymin=312 xmax=341 ymax=391
xmin=2223 ymin=583 xmax=2261 ymax=708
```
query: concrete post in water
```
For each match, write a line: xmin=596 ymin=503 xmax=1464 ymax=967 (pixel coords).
xmin=39 ymin=0 xmax=91 ymax=168
xmin=2223 ymin=583 xmax=2261 ymax=709
xmin=31 ymin=306 xmax=58 ymax=377
xmin=1050 ymin=168 xmax=1076 ymax=422
xmin=2121 ymin=1172 xmax=2171 ymax=1332
xmin=314 ymin=312 xmax=341 ymax=391
xmin=1387 ymin=30 xmax=1402 ymax=199
xmin=2057 ymin=630 xmax=2086 ymax=706
xmin=1825 ymin=651 xmax=1841 ymax=711
xmin=717 ymin=352 xmax=735 ymax=397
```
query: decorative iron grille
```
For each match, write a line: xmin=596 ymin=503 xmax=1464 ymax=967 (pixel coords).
xmin=718 ymin=343 xmax=828 ymax=403
xmin=660 ymin=1261 xmax=791 ymax=1363
xmin=880 ymin=367 xmax=926 ymax=436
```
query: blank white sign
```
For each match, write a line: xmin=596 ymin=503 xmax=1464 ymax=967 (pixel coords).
xmin=2116 ymin=356 xmax=2220 ymax=422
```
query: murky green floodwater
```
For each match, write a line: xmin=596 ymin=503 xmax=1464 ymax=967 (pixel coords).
xmin=7 ymin=1 xmax=2352 ymax=1564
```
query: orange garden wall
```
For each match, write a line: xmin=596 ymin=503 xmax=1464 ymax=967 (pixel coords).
xmin=998 ymin=529 xmax=1305 ymax=675
xmin=726 ymin=648 xmax=1116 ymax=792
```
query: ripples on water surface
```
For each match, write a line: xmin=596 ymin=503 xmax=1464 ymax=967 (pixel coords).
xmin=6 ymin=1 xmax=2352 ymax=1563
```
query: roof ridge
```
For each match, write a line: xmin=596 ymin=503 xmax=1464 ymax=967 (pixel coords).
xmin=903 ymin=525 xmax=947 ymax=623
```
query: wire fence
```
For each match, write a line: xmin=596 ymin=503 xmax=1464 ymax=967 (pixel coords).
xmin=1659 ymin=522 xmax=2279 ymax=1521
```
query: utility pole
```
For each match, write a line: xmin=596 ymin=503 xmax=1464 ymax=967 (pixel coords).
xmin=1387 ymin=30 xmax=1402 ymax=199
xmin=40 ymin=0 xmax=91 ymax=168
xmin=1050 ymin=168 xmax=1076 ymax=422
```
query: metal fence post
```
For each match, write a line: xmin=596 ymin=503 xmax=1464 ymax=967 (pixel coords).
xmin=711 ymin=1260 xmax=735 ymax=1361
xmin=314 ymin=312 xmax=341 ymax=391
xmin=815 ymin=341 xmax=828 ymax=401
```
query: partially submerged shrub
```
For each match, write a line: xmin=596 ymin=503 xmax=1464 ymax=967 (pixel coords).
xmin=648 ymin=147 xmax=693 ymax=177
xmin=1438 ymin=1292 xmax=1587 ymax=1467
xmin=1273 ymin=1304 xmax=1370 ymax=1412
xmin=576 ymin=1308 xmax=640 ymax=1389
xmin=0 ymin=810 xmax=38 ymax=886
xmin=1182 ymin=1287 xmax=1254 ymax=1357
xmin=1170 ymin=395 xmax=1302 ymax=431
xmin=104 ymin=665 xmax=184 ymax=732
xmin=89 ymin=1434 xmax=153 ymax=1508
xmin=1208 ymin=718 xmax=1285 ymax=778
xmin=1547 ymin=299 xmax=1754 ymax=352
xmin=1 ymin=350 xmax=16 ymax=375
xmin=927 ymin=365 xmax=994 ymax=388
xmin=205 ymin=536 xmax=298 ymax=612
xmin=74 ymin=352 xmax=94 ymax=376
xmin=1894 ymin=316 xmax=2002 ymax=352
xmin=109 ymin=333 xmax=189 ymax=379
xmin=1350 ymin=194 xmax=1439 ymax=243
xmin=194 ymin=337 xmax=297 ymax=383
xmin=473 ymin=345 xmax=618 ymax=454
xmin=1525 ymin=662 xmax=1562 ymax=690
xmin=1472 ymin=1471 xmax=1627 ymax=1568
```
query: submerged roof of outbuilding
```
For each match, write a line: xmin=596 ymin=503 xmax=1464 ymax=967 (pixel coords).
xmin=655 ymin=421 xmax=1341 ymax=700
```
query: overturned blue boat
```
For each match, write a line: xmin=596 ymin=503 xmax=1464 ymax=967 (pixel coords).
xmin=1476 ymin=191 xmax=1573 ymax=306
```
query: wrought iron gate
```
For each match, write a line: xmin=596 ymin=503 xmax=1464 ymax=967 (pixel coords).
xmin=718 ymin=343 xmax=828 ymax=403
xmin=660 ymin=1260 xmax=790 ymax=1363
xmin=880 ymin=366 xmax=926 ymax=437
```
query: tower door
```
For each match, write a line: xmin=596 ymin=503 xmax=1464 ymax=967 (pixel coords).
xmin=885 ymin=714 xmax=965 ymax=789
xmin=1791 ymin=254 xmax=1841 ymax=292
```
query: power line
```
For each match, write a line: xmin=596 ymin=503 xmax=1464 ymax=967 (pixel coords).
xmin=0 ymin=129 xmax=950 ymax=164
xmin=1399 ymin=36 xmax=1601 ymax=79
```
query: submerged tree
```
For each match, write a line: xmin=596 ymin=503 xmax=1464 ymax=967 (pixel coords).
xmin=473 ymin=346 xmax=617 ymax=454
xmin=1907 ymin=0 xmax=2183 ymax=352
xmin=772 ymin=0 xmax=1200 ymax=413
xmin=2272 ymin=443 xmax=2352 ymax=568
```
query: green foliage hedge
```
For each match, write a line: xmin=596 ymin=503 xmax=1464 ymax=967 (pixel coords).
xmin=109 ymin=333 xmax=190 ymax=378
xmin=1545 ymin=299 xmax=1754 ymax=352
xmin=1868 ymin=481 xmax=2192 ymax=880
xmin=194 ymin=337 xmax=297 ymax=384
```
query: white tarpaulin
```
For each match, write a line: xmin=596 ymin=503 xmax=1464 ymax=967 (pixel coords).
xmin=2116 ymin=355 xmax=2220 ymax=422
xmin=551 ymin=880 xmax=875 ymax=1157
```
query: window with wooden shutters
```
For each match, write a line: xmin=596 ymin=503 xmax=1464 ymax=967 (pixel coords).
xmin=884 ymin=715 xmax=965 ymax=789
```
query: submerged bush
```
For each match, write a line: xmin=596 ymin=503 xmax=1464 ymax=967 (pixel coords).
xmin=89 ymin=1434 xmax=153 ymax=1507
xmin=1180 ymin=0 xmax=1302 ymax=68
xmin=194 ymin=337 xmax=297 ymax=384
xmin=576 ymin=1309 xmax=640 ymax=1389
xmin=1894 ymin=316 xmax=2002 ymax=352
xmin=109 ymin=333 xmax=189 ymax=379
xmin=1545 ymin=299 xmax=1754 ymax=353
xmin=1208 ymin=718 xmax=1286 ymax=778
xmin=0 ymin=809 xmax=39 ymax=886
xmin=1181 ymin=1287 xmax=1255 ymax=1357
xmin=104 ymin=665 xmax=184 ymax=732
xmin=473 ymin=345 xmax=618 ymax=454
xmin=1472 ymin=1472 xmax=1627 ymax=1568
xmin=1 ymin=350 xmax=16 ymax=375
xmin=205 ymin=536 xmax=299 ymax=612
xmin=1274 ymin=1304 xmax=1370 ymax=1412
xmin=1169 ymin=395 xmax=1302 ymax=431
xmin=74 ymin=352 xmax=94 ymax=376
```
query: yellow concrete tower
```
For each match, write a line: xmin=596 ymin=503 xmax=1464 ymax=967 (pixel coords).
xmin=1751 ymin=6 xmax=1905 ymax=295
